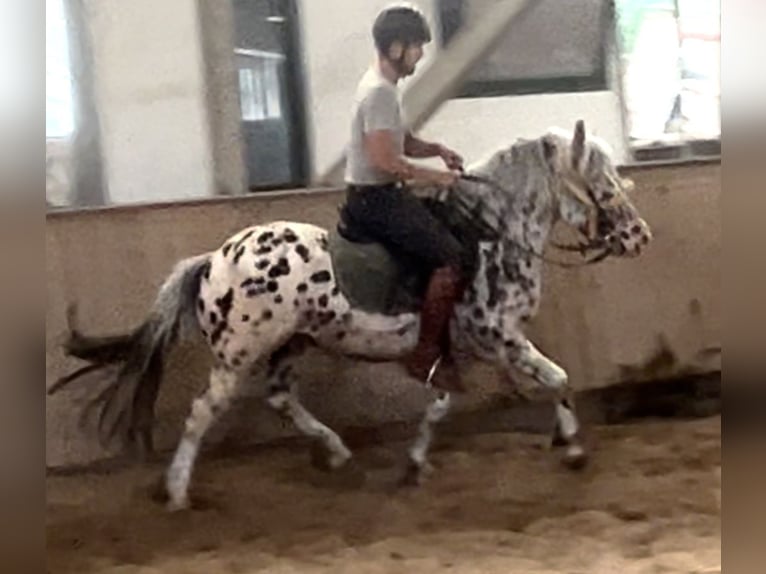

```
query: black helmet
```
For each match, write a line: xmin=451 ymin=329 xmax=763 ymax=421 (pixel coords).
xmin=372 ymin=4 xmax=432 ymax=55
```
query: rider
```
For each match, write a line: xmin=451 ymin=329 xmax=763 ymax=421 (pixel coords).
xmin=339 ymin=3 xmax=468 ymax=392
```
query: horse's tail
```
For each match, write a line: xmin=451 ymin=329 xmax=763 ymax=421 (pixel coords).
xmin=49 ymin=253 xmax=212 ymax=458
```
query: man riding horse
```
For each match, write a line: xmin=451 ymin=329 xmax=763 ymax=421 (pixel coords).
xmin=49 ymin=3 xmax=653 ymax=510
xmin=339 ymin=4 xmax=469 ymax=393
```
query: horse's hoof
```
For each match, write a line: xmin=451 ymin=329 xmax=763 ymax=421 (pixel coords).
xmin=147 ymin=475 xmax=170 ymax=504
xmin=329 ymin=449 xmax=352 ymax=470
xmin=551 ymin=430 xmax=568 ymax=448
xmin=399 ymin=460 xmax=431 ymax=488
xmin=562 ymin=445 xmax=589 ymax=471
xmin=309 ymin=442 xmax=332 ymax=472
xmin=399 ymin=467 xmax=422 ymax=488
xmin=166 ymin=498 xmax=190 ymax=513
xmin=309 ymin=442 xmax=351 ymax=473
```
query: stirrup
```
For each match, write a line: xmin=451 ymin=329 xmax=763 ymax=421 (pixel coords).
xmin=424 ymin=355 xmax=443 ymax=389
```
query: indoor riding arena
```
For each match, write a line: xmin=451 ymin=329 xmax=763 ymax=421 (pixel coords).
xmin=46 ymin=1 xmax=721 ymax=573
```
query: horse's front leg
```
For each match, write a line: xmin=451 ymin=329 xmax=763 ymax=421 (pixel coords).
xmin=401 ymin=389 xmax=451 ymax=486
xmin=501 ymin=333 xmax=588 ymax=470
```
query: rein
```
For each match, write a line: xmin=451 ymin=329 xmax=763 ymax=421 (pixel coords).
xmin=455 ymin=170 xmax=613 ymax=269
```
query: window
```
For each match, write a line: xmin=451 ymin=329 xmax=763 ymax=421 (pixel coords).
xmin=615 ymin=0 xmax=720 ymax=160
xmin=232 ymin=0 xmax=309 ymax=191
xmin=236 ymin=50 xmax=284 ymax=121
xmin=46 ymin=0 xmax=75 ymax=139
xmin=437 ymin=0 xmax=612 ymax=98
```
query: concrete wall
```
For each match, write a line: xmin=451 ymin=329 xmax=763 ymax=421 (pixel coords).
xmin=45 ymin=161 xmax=721 ymax=469
xmin=82 ymin=0 xmax=215 ymax=204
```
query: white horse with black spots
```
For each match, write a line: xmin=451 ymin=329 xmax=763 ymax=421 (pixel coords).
xmin=50 ymin=121 xmax=652 ymax=511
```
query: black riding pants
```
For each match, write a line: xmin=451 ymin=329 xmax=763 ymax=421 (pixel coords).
xmin=339 ymin=183 xmax=468 ymax=273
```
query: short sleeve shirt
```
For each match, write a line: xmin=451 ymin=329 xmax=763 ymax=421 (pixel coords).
xmin=344 ymin=66 xmax=405 ymax=185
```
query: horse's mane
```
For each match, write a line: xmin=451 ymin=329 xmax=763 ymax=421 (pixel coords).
xmin=435 ymin=135 xmax=558 ymax=248
xmin=464 ymin=136 xmax=555 ymax=204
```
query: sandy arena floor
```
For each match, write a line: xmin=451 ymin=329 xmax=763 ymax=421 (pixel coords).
xmin=47 ymin=415 xmax=720 ymax=573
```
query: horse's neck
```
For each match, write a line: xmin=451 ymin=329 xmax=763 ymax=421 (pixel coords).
xmin=481 ymin=147 xmax=556 ymax=252
xmin=466 ymin=144 xmax=558 ymax=293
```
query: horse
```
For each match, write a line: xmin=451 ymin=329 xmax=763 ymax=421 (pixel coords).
xmin=49 ymin=120 xmax=652 ymax=511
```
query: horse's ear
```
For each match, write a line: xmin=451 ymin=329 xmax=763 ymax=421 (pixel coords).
xmin=572 ymin=119 xmax=586 ymax=167
xmin=541 ymin=135 xmax=557 ymax=166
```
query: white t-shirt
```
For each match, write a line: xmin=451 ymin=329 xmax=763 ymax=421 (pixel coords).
xmin=344 ymin=66 xmax=405 ymax=185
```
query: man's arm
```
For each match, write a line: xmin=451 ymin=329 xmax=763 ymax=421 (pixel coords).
xmin=365 ymin=130 xmax=456 ymax=186
xmin=405 ymin=132 xmax=464 ymax=170
xmin=404 ymin=132 xmax=443 ymax=158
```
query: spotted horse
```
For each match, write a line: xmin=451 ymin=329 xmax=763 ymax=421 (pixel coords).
xmin=50 ymin=121 xmax=652 ymax=511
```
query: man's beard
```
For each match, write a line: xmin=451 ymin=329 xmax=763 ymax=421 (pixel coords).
xmin=391 ymin=55 xmax=415 ymax=78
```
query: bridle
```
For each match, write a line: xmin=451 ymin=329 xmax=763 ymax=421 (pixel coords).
xmin=454 ymin=169 xmax=616 ymax=269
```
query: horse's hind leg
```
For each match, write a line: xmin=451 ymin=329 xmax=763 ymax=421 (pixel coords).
xmin=265 ymin=338 xmax=352 ymax=470
xmin=166 ymin=365 xmax=244 ymax=511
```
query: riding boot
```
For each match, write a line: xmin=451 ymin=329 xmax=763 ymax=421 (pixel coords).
xmin=401 ymin=265 xmax=466 ymax=393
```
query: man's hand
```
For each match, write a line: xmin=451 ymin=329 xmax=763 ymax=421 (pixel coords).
xmin=438 ymin=145 xmax=464 ymax=171
xmin=432 ymin=169 xmax=459 ymax=187
xmin=406 ymin=165 xmax=459 ymax=188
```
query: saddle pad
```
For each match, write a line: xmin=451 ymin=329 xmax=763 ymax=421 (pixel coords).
xmin=327 ymin=228 xmax=420 ymax=315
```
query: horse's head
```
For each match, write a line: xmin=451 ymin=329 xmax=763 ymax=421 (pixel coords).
xmin=541 ymin=120 xmax=653 ymax=258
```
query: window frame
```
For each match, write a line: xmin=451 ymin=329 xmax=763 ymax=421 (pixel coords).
xmin=436 ymin=0 xmax=614 ymax=99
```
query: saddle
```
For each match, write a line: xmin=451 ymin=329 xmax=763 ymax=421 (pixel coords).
xmin=328 ymin=192 xmax=489 ymax=316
